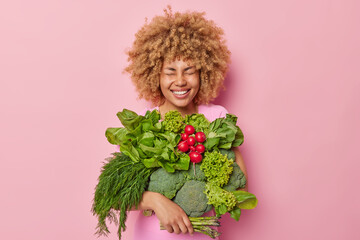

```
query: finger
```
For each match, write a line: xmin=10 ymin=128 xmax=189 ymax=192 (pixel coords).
xmin=164 ymin=225 xmax=174 ymax=233
xmin=178 ymin=222 xmax=188 ymax=234
xmin=183 ymin=216 xmax=194 ymax=235
xmin=172 ymin=224 xmax=181 ymax=234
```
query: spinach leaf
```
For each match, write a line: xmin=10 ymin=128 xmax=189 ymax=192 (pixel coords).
xmin=232 ymin=190 xmax=258 ymax=209
xmin=230 ymin=207 xmax=242 ymax=221
xmin=117 ymin=109 xmax=144 ymax=130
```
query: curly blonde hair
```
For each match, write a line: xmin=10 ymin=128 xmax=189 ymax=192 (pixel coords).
xmin=125 ymin=6 xmax=231 ymax=106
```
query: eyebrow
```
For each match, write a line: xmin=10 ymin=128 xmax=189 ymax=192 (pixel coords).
xmin=164 ymin=66 xmax=195 ymax=71
xmin=184 ymin=66 xmax=195 ymax=71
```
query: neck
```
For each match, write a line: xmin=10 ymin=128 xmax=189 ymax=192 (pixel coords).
xmin=159 ymin=101 xmax=198 ymax=119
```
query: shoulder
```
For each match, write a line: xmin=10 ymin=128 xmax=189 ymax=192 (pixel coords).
xmin=138 ymin=106 xmax=159 ymax=116
xmin=198 ymin=104 xmax=228 ymax=122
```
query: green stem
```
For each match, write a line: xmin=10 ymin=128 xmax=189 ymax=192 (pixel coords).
xmin=159 ymin=216 xmax=221 ymax=239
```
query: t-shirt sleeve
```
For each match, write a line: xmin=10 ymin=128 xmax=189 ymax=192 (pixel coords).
xmin=217 ymin=105 xmax=229 ymax=118
xmin=198 ymin=104 xmax=229 ymax=122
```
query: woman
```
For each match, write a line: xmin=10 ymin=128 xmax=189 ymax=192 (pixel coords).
xmin=124 ymin=6 xmax=248 ymax=239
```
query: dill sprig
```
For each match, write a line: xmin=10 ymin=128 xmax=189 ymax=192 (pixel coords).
xmin=92 ymin=152 xmax=155 ymax=239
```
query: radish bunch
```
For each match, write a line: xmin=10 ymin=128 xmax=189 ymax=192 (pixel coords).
xmin=177 ymin=125 xmax=207 ymax=164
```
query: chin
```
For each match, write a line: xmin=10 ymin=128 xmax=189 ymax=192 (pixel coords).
xmin=171 ymin=98 xmax=195 ymax=108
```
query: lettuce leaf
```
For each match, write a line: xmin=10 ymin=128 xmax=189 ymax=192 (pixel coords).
xmin=204 ymin=114 xmax=244 ymax=150
xmin=106 ymin=109 xmax=189 ymax=172
xmin=184 ymin=113 xmax=210 ymax=132
xmin=232 ymin=190 xmax=258 ymax=209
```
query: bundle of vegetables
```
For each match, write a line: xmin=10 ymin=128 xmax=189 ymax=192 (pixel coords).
xmin=92 ymin=109 xmax=258 ymax=239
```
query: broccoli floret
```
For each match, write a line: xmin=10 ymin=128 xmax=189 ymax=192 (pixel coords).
xmin=173 ymin=180 xmax=212 ymax=217
xmin=185 ymin=163 xmax=206 ymax=181
xmin=223 ymin=162 xmax=246 ymax=191
xmin=147 ymin=167 xmax=186 ymax=199
xmin=162 ymin=110 xmax=184 ymax=133
xmin=219 ymin=150 xmax=246 ymax=190
xmin=219 ymin=149 xmax=235 ymax=161
xmin=201 ymin=151 xmax=234 ymax=187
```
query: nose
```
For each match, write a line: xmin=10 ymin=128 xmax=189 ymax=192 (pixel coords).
xmin=174 ymin=73 xmax=187 ymax=86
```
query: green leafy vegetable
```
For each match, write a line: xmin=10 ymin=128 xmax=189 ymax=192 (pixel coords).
xmin=200 ymin=151 xmax=234 ymax=187
xmin=204 ymin=183 xmax=237 ymax=216
xmin=92 ymin=152 xmax=155 ymax=239
xmin=203 ymin=114 xmax=244 ymax=150
xmin=232 ymin=190 xmax=258 ymax=209
xmin=105 ymin=109 xmax=189 ymax=172
xmin=184 ymin=113 xmax=210 ymax=132
xmin=117 ymin=109 xmax=145 ymax=130
xmin=162 ymin=110 xmax=184 ymax=133
xmin=229 ymin=207 xmax=242 ymax=221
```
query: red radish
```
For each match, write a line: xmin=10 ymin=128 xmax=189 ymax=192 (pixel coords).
xmin=187 ymin=136 xmax=196 ymax=146
xmin=181 ymin=133 xmax=189 ymax=141
xmin=184 ymin=125 xmax=195 ymax=135
xmin=195 ymin=144 xmax=205 ymax=153
xmin=189 ymin=146 xmax=196 ymax=152
xmin=195 ymin=132 xmax=206 ymax=143
xmin=189 ymin=151 xmax=202 ymax=163
xmin=177 ymin=141 xmax=189 ymax=152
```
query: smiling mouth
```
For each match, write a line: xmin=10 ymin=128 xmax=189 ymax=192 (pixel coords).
xmin=171 ymin=90 xmax=190 ymax=96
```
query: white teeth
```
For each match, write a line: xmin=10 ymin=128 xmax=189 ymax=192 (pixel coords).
xmin=172 ymin=90 xmax=189 ymax=95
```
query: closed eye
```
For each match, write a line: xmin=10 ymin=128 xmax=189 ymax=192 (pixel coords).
xmin=184 ymin=66 xmax=196 ymax=75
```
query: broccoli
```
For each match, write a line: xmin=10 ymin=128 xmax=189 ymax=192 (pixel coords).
xmin=185 ymin=163 xmax=206 ymax=182
xmin=147 ymin=167 xmax=186 ymax=199
xmin=218 ymin=149 xmax=246 ymax=190
xmin=147 ymin=150 xmax=246 ymax=218
xmin=147 ymin=163 xmax=211 ymax=216
xmin=173 ymin=180 xmax=212 ymax=217
xmin=219 ymin=149 xmax=235 ymax=161
xmin=223 ymin=162 xmax=246 ymax=191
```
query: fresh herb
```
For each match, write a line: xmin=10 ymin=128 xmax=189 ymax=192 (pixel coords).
xmin=92 ymin=152 xmax=155 ymax=239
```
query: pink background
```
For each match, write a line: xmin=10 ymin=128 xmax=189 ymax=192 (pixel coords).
xmin=1 ymin=0 xmax=359 ymax=239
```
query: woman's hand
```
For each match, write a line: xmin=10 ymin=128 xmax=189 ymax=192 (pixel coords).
xmin=138 ymin=191 xmax=193 ymax=235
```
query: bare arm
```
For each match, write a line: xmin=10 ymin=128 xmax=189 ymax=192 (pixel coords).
xmin=131 ymin=191 xmax=194 ymax=235
xmin=233 ymin=147 xmax=248 ymax=191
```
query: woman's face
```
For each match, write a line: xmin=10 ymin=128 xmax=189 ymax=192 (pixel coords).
xmin=159 ymin=58 xmax=200 ymax=109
